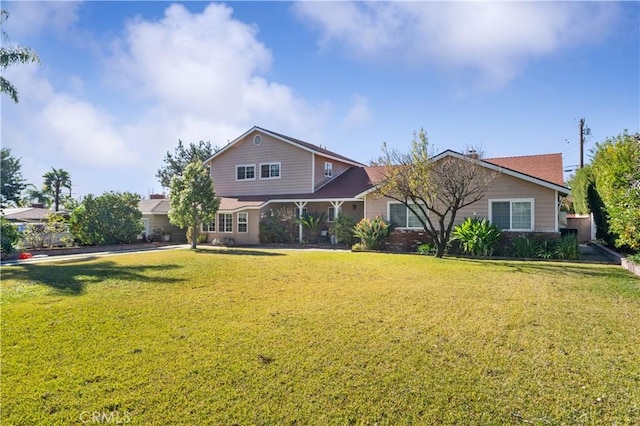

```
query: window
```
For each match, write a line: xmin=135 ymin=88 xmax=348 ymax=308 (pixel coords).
xmin=237 ymin=212 xmax=248 ymax=233
xmin=253 ymin=134 xmax=262 ymax=145
xmin=202 ymin=219 xmax=215 ymax=232
xmin=260 ymin=162 xmax=280 ymax=179
xmin=389 ymin=202 xmax=427 ymax=229
xmin=328 ymin=206 xmax=341 ymax=222
xmin=489 ymin=199 xmax=534 ymax=231
xmin=324 ymin=162 xmax=333 ymax=177
xmin=236 ymin=165 xmax=255 ymax=181
xmin=218 ymin=213 xmax=233 ymax=233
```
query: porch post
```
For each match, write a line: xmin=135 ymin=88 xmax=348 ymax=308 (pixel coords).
xmin=294 ymin=201 xmax=307 ymax=244
xmin=330 ymin=201 xmax=344 ymax=218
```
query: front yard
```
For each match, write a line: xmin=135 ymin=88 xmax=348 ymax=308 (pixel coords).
xmin=1 ymin=249 xmax=639 ymax=424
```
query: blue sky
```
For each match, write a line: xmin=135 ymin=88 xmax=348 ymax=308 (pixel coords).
xmin=2 ymin=1 xmax=638 ymax=199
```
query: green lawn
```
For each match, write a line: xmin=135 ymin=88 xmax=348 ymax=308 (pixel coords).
xmin=2 ymin=248 xmax=639 ymax=425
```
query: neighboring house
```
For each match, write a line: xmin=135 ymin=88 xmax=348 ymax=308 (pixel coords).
xmin=201 ymin=126 xmax=571 ymax=249
xmin=2 ymin=205 xmax=71 ymax=247
xmin=138 ymin=196 xmax=187 ymax=243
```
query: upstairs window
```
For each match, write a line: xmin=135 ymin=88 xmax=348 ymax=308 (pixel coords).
xmin=236 ymin=165 xmax=255 ymax=181
xmin=489 ymin=199 xmax=533 ymax=231
xmin=324 ymin=162 xmax=333 ymax=177
xmin=260 ymin=162 xmax=280 ymax=179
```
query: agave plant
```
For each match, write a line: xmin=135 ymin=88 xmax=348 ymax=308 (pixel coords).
xmin=452 ymin=217 xmax=502 ymax=256
xmin=295 ymin=211 xmax=327 ymax=243
xmin=353 ymin=216 xmax=393 ymax=250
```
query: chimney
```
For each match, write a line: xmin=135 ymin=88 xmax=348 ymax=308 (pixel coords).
xmin=31 ymin=203 xmax=44 ymax=208
xmin=466 ymin=149 xmax=479 ymax=160
xmin=149 ymin=193 xmax=166 ymax=200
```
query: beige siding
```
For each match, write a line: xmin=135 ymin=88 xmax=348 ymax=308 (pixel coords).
xmin=313 ymin=155 xmax=355 ymax=190
xmin=364 ymin=172 xmax=558 ymax=232
xmin=202 ymin=210 xmax=260 ymax=245
xmin=210 ymin=131 xmax=313 ymax=196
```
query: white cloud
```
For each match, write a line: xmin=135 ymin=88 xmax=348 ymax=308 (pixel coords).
xmin=1 ymin=2 xmax=327 ymax=197
xmin=294 ymin=2 xmax=618 ymax=86
xmin=344 ymin=93 xmax=371 ymax=126
xmin=2 ymin=1 xmax=82 ymax=40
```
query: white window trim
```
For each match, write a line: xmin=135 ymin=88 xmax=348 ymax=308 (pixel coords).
xmin=324 ymin=161 xmax=333 ymax=178
xmin=488 ymin=198 xmax=535 ymax=231
xmin=259 ymin=162 xmax=281 ymax=180
xmin=236 ymin=164 xmax=256 ymax=181
xmin=237 ymin=212 xmax=248 ymax=233
xmin=327 ymin=206 xmax=341 ymax=222
xmin=387 ymin=201 xmax=428 ymax=230
xmin=201 ymin=219 xmax=216 ymax=233
xmin=218 ymin=213 xmax=233 ymax=233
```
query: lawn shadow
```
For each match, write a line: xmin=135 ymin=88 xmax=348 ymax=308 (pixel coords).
xmin=453 ymin=257 xmax=636 ymax=280
xmin=194 ymin=248 xmax=286 ymax=257
xmin=1 ymin=260 xmax=184 ymax=296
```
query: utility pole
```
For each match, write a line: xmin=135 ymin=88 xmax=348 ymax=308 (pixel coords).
xmin=579 ymin=118 xmax=590 ymax=169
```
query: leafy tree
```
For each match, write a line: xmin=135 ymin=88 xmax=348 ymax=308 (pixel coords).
xmin=169 ymin=160 xmax=220 ymax=249
xmin=157 ymin=140 xmax=217 ymax=190
xmin=372 ymin=129 xmax=497 ymax=257
xmin=69 ymin=192 xmax=143 ymax=246
xmin=591 ymin=132 xmax=640 ymax=249
xmin=1 ymin=147 xmax=26 ymax=207
xmin=567 ymin=165 xmax=594 ymax=215
xmin=43 ymin=167 xmax=72 ymax=211
xmin=1 ymin=10 xmax=40 ymax=103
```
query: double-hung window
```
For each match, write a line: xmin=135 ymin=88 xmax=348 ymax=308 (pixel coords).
xmin=202 ymin=219 xmax=215 ymax=232
xmin=237 ymin=212 xmax=248 ymax=233
xmin=260 ymin=162 xmax=280 ymax=179
xmin=236 ymin=165 xmax=255 ymax=181
xmin=389 ymin=202 xmax=427 ymax=229
xmin=218 ymin=213 xmax=233 ymax=233
xmin=489 ymin=199 xmax=534 ymax=231
xmin=324 ymin=162 xmax=333 ymax=177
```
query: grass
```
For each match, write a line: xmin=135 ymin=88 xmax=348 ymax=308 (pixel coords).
xmin=2 ymin=248 xmax=639 ymax=425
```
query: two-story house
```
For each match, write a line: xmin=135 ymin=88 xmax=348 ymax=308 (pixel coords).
xmin=201 ymin=126 xmax=570 ymax=249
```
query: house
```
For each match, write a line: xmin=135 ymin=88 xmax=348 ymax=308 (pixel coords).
xmin=138 ymin=195 xmax=187 ymax=242
xmin=201 ymin=126 xmax=571 ymax=250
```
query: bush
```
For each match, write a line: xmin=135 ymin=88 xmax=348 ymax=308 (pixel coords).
xmin=628 ymin=253 xmax=640 ymax=265
xmin=555 ymin=235 xmax=580 ymax=260
xmin=259 ymin=207 xmax=297 ymax=243
xmin=329 ymin=215 xmax=356 ymax=246
xmin=21 ymin=215 xmax=70 ymax=249
xmin=1 ymin=217 xmax=21 ymax=255
xmin=452 ymin=217 xmax=501 ymax=256
xmin=417 ymin=242 xmax=436 ymax=255
xmin=510 ymin=235 xmax=542 ymax=258
xmin=353 ymin=216 xmax=393 ymax=250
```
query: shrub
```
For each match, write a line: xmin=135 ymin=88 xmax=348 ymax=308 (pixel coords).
xmin=21 ymin=215 xmax=69 ymax=249
xmin=417 ymin=242 xmax=436 ymax=255
xmin=259 ymin=207 xmax=297 ymax=243
xmin=353 ymin=216 xmax=393 ymax=250
xmin=509 ymin=235 xmax=541 ymax=258
xmin=1 ymin=217 xmax=21 ymax=255
xmin=452 ymin=217 xmax=501 ymax=256
xmin=555 ymin=235 xmax=580 ymax=260
xmin=329 ymin=215 xmax=356 ymax=246
xmin=628 ymin=252 xmax=640 ymax=265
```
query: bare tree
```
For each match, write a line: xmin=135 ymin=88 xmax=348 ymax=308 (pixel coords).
xmin=372 ymin=129 xmax=498 ymax=257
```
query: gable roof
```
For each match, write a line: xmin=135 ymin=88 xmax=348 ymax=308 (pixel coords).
xmin=358 ymin=150 xmax=569 ymax=197
xmin=139 ymin=199 xmax=170 ymax=214
xmin=485 ymin=153 xmax=564 ymax=187
xmin=205 ymin=126 xmax=364 ymax=167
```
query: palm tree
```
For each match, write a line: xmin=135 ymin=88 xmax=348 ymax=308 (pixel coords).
xmin=1 ymin=10 xmax=40 ymax=103
xmin=43 ymin=168 xmax=72 ymax=211
xmin=20 ymin=183 xmax=52 ymax=208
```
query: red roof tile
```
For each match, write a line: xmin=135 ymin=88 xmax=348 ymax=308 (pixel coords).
xmin=485 ymin=153 xmax=565 ymax=186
